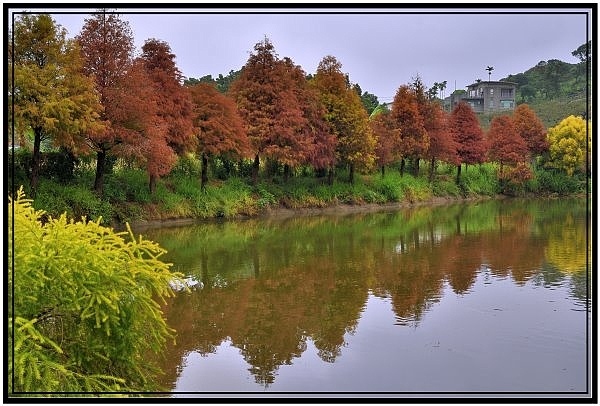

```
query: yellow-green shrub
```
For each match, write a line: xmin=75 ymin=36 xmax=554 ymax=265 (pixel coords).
xmin=8 ymin=187 xmax=183 ymax=394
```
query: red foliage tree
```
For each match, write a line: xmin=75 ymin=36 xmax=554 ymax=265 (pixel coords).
xmin=264 ymin=57 xmax=315 ymax=180
xmin=77 ymin=12 xmax=137 ymax=195
xmin=390 ymin=85 xmax=428 ymax=176
xmin=107 ymin=60 xmax=167 ymax=188
xmin=282 ymin=58 xmax=336 ymax=177
xmin=486 ymin=114 xmax=529 ymax=178
xmin=512 ymin=104 xmax=547 ymax=158
xmin=300 ymin=86 xmax=337 ymax=176
xmin=229 ymin=37 xmax=284 ymax=182
xmin=450 ymin=101 xmax=487 ymax=183
xmin=424 ymin=104 xmax=459 ymax=181
xmin=189 ymin=83 xmax=251 ymax=188
xmin=408 ymin=76 xmax=433 ymax=176
xmin=140 ymin=38 xmax=194 ymax=192
xmin=231 ymin=39 xmax=335 ymax=182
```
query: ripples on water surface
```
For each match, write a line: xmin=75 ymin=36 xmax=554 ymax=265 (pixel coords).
xmin=141 ymin=198 xmax=591 ymax=396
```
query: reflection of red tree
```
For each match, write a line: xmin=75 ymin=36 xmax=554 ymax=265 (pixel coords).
xmin=153 ymin=202 xmax=553 ymax=389
xmin=444 ymin=235 xmax=483 ymax=294
xmin=158 ymin=246 xmax=368 ymax=387
xmin=482 ymin=210 xmax=544 ymax=284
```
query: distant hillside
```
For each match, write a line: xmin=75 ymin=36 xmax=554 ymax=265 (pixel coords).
xmin=500 ymin=56 xmax=589 ymax=128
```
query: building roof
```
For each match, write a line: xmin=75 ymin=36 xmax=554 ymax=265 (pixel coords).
xmin=466 ymin=80 xmax=518 ymax=88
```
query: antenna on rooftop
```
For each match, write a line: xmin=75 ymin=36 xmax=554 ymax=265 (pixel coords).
xmin=486 ymin=66 xmax=494 ymax=82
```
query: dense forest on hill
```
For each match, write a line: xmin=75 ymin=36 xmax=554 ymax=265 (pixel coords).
xmin=499 ymin=40 xmax=591 ymax=128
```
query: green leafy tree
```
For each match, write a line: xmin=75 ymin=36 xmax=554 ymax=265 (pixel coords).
xmin=352 ymin=83 xmax=380 ymax=115
xmin=215 ymin=70 xmax=242 ymax=93
xmin=8 ymin=187 xmax=183 ymax=393
xmin=546 ymin=115 xmax=590 ymax=175
xmin=519 ymin=85 xmax=537 ymax=103
xmin=572 ymin=40 xmax=591 ymax=63
xmin=572 ymin=41 xmax=592 ymax=88
xmin=9 ymin=14 xmax=102 ymax=196
xmin=543 ymin=59 xmax=569 ymax=99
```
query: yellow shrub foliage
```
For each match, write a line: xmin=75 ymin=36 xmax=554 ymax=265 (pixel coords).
xmin=8 ymin=187 xmax=183 ymax=394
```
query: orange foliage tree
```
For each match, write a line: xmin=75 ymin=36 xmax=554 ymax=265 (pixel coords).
xmin=311 ymin=55 xmax=376 ymax=183
xmin=140 ymin=38 xmax=194 ymax=193
xmin=512 ymin=104 xmax=547 ymax=159
xmin=189 ymin=83 xmax=251 ymax=189
xmin=370 ymin=110 xmax=401 ymax=177
xmin=390 ymin=85 xmax=427 ymax=176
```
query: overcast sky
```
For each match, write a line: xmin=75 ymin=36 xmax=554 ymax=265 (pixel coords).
xmin=11 ymin=6 xmax=591 ymax=104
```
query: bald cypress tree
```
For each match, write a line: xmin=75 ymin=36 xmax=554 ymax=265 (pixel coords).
xmin=10 ymin=14 xmax=102 ymax=196
xmin=450 ymin=101 xmax=487 ymax=183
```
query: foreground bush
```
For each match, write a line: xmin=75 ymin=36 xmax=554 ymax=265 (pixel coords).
xmin=8 ymin=187 xmax=182 ymax=394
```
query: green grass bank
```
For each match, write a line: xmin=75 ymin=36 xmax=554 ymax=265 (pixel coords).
xmin=9 ymin=157 xmax=589 ymax=228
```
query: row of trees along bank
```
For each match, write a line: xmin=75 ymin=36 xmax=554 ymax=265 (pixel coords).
xmin=10 ymin=13 xmax=590 ymax=212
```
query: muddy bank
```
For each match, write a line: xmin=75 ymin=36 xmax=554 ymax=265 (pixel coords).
xmin=127 ymin=195 xmax=504 ymax=232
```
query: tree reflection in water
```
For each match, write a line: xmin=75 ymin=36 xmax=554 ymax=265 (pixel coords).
xmin=141 ymin=197 xmax=589 ymax=390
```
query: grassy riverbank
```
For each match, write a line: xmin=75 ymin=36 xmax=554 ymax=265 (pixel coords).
xmin=11 ymin=159 xmax=588 ymax=227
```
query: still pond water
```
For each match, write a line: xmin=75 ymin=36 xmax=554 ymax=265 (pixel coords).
xmin=141 ymin=198 xmax=591 ymax=396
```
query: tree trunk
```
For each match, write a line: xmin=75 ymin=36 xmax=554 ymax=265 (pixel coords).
xmin=201 ymin=250 xmax=209 ymax=287
xmin=149 ymin=173 xmax=157 ymax=194
xmin=283 ymin=163 xmax=291 ymax=183
xmin=413 ymin=157 xmax=420 ymax=177
xmin=201 ymin=152 xmax=209 ymax=190
xmin=94 ymin=148 xmax=107 ymax=196
xmin=456 ymin=163 xmax=462 ymax=184
xmin=349 ymin=163 xmax=355 ymax=184
xmin=399 ymin=158 xmax=405 ymax=177
xmin=253 ymin=248 xmax=260 ymax=278
xmin=252 ymin=154 xmax=260 ymax=184
xmin=222 ymin=158 xmax=233 ymax=178
xmin=429 ymin=157 xmax=435 ymax=182
xmin=327 ymin=166 xmax=334 ymax=186
xmin=381 ymin=165 xmax=385 ymax=178
xmin=29 ymin=127 xmax=43 ymax=197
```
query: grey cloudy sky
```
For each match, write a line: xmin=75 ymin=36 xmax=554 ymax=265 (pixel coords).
xmin=17 ymin=6 xmax=591 ymax=104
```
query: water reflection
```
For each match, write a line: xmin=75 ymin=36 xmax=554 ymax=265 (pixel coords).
xmin=142 ymin=198 xmax=590 ymax=392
